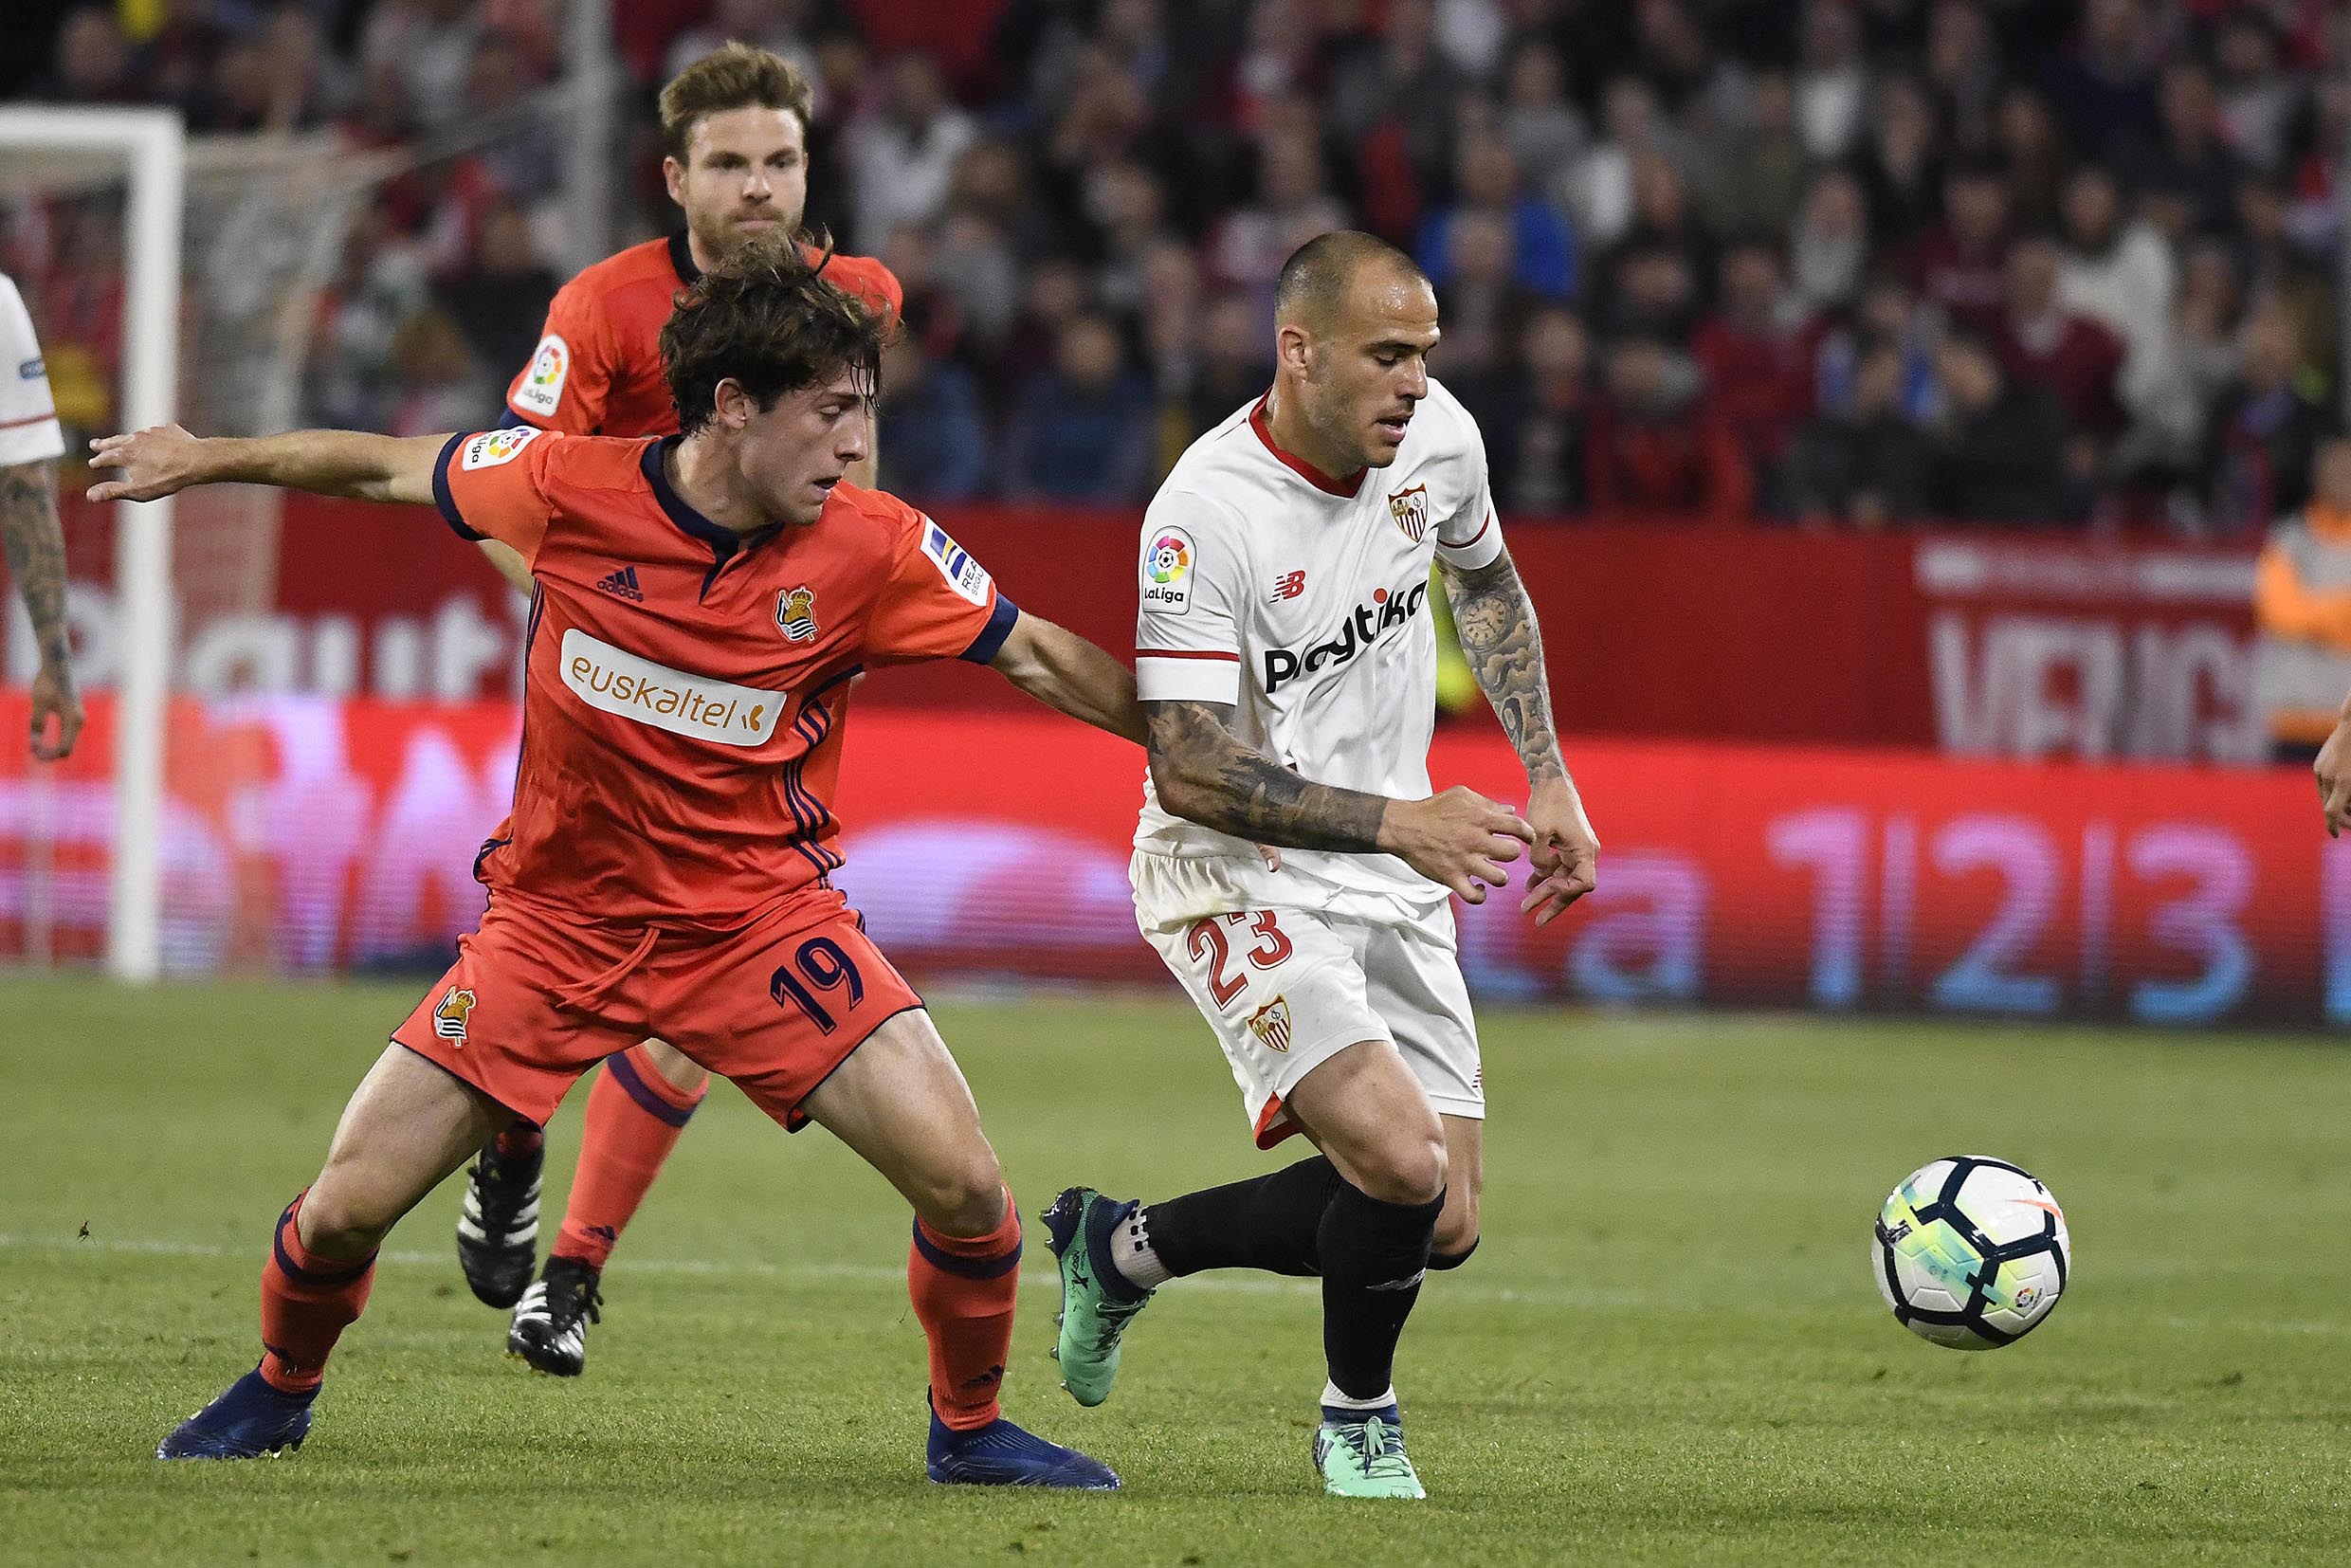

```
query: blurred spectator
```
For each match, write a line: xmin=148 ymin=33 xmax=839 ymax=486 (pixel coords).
xmin=2203 ymin=300 xmax=2335 ymax=538
xmin=998 ymin=255 xmax=1091 ymax=392
xmin=1004 ymin=313 xmax=1156 ymax=503
xmin=383 ymin=305 xmax=488 ymax=436
xmin=1430 ymin=210 xmax=1540 ymax=406
xmin=1995 ymin=85 xmax=2070 ymax=233
xmin=1922 ymin=0 xmax=1999 ymax=148
xmin=1209 ymin=127 xmax=1349 ymax=297
xmin=1687 ymin=239 xmax=1818 ymax=486
xmin=1595 ymin=238 xmax=1701 ymax=342
xmin=2123 ymin=240 xmax=2244 ymax=485
xmin=1856 ymin=73 xmax=1941 ymax=249
xmin=2043 ymin=0 xmax=2158 ymax=159
xmin=39 ymin=8 xmax=137 ymax=103
xmin=2133 ymin=59 xmax=2244 ymax=236
xmin=1788 ymin=167 xmax=1870 ymax=316
xmin=1585 ymin=336 xmax=1753 ymax=522
xmin=1490 ymin=306 xmax=1592 ymax=515
xmin=1419 ymin=129 xmax=1576 ymax=303
xmin=1497 ymin=43 xmax=1589 ymax=210
xmin=1927 ymin=328 xmax=2073 ymax=524
xmin=2213 ymin=9 xmax=2299 ymax=173
xmin=1698 ymin=71 xmax=1810 ymax=243
xmin=1812 ymin=272 xmax=1937 ymax=421
xmin=2055 ymin=165 xmax=2174 ymax=428
xmin=2252 ymin=439 xmax=2351 ymax=757
xmin=433 ymin=200 xmax=559 ymax=386
xmin=1326 ymin=0 xmax=1466 ymax=188
xmin=877 ymin=319 xmax=990 ymax=503
xmin=1566 ymin=78 xmax=1670 ymax=252
xmin=1903 ymin=157 xmax=2011 ymax=334
xmin=845 ymin=52 xmax=977 ymax=254
xmin=1182 ymin=292 xmax=1274 ymax=445
xmin=1996 ymin=235 xmax=2126 ymax=453
xmin=1776 ymin=337 xmax=1933 ymax=525
xmin=1794 ymin=0 xmax=1870 ymax=160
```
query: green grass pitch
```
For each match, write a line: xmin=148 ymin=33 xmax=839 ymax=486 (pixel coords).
xmin=2 ymin=975 xmax=2347 ymax=1565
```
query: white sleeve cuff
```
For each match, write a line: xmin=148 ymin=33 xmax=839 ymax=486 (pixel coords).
xmin=1137 ymin=650 xmax=1243 ymax=702
xmin=0 ymin=415 xmax=65 ymax=466
xmin=1435 ymin=507 xmax=1504 ymax=571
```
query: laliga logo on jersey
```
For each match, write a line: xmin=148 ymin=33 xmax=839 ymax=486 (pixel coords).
xmin=1387 ymin=483 xmax=1431 ymax=543
xmin=511 ymin=334 xmax=570 ymax=418
xmin=433 ymin=987 xmax=477 ymax=1042
xmin=1141 ymin=526 xmax=1194 ymax=614
xmin=1263 ymin=581 xmax=1429 ymax=694
xmin=462 ymin=426 xmax=541 ymax=469
xmin=776 ymin=585 xmax=819 ymax=642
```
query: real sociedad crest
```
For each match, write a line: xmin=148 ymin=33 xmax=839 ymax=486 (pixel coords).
xmin=776 ymin=585 xmax=819 ymax=642
xmin=1387 ymin=483 xmax=1430 ymax=542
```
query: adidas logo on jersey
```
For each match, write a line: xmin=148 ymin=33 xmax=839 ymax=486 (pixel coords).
xmin=595 ymin=566 xmax=646 ymax=603
xmin=1263 ymin=581 xmax=1430 ymax=694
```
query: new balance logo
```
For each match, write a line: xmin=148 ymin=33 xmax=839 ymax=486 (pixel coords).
xmin=595 ymin=566 xmax=646 ymax=603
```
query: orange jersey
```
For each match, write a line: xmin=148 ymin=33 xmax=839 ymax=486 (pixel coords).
xmin=505 ymin=233 xmax=904 ymax=437
xmin=431 ymin=426 xmax=1012 ymax=927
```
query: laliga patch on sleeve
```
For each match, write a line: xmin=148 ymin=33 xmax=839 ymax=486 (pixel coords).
xmin=462 ymin=426 xmax=542 ymax=469
xmin=1139 ymin=526 xmax=1194 ymax=615
xmin=510 ymin=334 xmax=569 ymax=418
xmin=920 ymin=519 xmax=992 ymax=605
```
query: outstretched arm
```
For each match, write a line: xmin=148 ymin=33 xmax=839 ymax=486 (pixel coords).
xmin=87 ymin=426 xmax=448 ymax=507
xmin=1 ymin=456 xmax=82 ymax=759
xmin=989 ymin=611 xmax=1144 ymax=742
xmin=1143 ymin=697 xmax=1531 ymax=903
xmin=1438 ymin=543 xmax=1598 ymax=922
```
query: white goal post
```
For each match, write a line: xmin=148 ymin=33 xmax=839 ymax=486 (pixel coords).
xmin=0 ymin=107 xmax=183 ymax=983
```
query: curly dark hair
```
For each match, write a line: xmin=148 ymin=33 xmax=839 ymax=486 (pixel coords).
xmin=660 ymin=233 xmax=884 ymax=436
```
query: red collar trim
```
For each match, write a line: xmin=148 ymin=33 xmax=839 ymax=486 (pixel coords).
xmin=1249 ymin=394 xmax=1365 ymax=498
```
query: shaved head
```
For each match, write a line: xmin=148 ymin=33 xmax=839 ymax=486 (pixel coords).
xmin=1275 ymin=230 xmax=1428 ymax=333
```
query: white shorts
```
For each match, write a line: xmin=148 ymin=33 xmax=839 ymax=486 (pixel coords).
xmin=1132 ymin=851 xmax=1484 ymax=1149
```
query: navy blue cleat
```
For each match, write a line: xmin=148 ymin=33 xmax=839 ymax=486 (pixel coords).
xmin=155 ymin=1367 xmax=315 ymax=1460
xmin=925 ymin=1398 xmax=1120 ymax=1489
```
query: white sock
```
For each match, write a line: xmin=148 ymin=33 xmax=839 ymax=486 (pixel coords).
xmin=1113 ymin=1205 xmax=1172 ymax=1290
xmin=1321 ymin=1380 xmax=1398 ymax=1414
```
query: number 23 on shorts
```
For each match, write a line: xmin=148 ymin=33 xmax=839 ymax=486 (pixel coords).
xmin=1186 ymin=910 xmax=1293 ymax=1007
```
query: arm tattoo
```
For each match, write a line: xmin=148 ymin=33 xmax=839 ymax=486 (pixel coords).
xmin=1441 ymin=547 xmax=1566 ymax=783
xmin=0 ymin=459 xmax=70 ymax=665
xmin=1143 ymin=698 xmax=1389 ymax=853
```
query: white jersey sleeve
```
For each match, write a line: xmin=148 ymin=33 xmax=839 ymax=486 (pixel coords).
xmin=1430 ymin=387 xmax=1504 ymax=572
xmin=0 ymin=275 xmax=65 ymax=466
xmin=1135 ymin=490 xmax=1248 ymax=704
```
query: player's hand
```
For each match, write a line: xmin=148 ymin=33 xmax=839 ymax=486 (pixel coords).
xmin=1378 ymin=785 xmax=1532 ymax=903
xmin=1519 ymin=775 xmax=1598 ymax=924
xmin=2317 ymin=717 xmax=2351 ymax=838
xmin=28 ymin=659 xmax=82 ymax=762
xmin=85 ymin=426 xmax=208 ymax=503
xmin=1256 ymin=843 xmax=1283 ymax=872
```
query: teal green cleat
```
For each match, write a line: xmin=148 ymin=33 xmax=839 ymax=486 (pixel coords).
xmin=1313 ymin=1407 xmax=1426 ymax=1500
xmin=1040 ymin=1186 xmax=1153 ymax=1407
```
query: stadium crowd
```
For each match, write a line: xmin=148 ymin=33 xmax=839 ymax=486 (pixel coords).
xmin=5 ymin=0 xmax=2345 ymax=533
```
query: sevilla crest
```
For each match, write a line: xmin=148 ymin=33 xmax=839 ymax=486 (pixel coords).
xmin=1387 ymin=483 xmax=1430 ymax=542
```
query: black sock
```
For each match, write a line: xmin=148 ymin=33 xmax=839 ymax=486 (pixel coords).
xmin=1318 ymin=1181 xmax=1444 ymax=1403
xmin=1139 ymin=1156 xmax=1345 ymax=1280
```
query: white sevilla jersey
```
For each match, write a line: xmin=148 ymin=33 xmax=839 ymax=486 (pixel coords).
xmin=0 ymin=273 xmax=65 ymax=466
xmin=1132 ymin=376 xmax=1504 ymax=914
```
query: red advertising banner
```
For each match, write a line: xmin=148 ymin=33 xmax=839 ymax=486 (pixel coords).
xmin=2 ymin=694 xmax=2337 ymax=1027
xmin=23 ymin=497 xmax=2261 ymax=759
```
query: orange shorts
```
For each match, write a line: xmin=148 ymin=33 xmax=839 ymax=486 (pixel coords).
xmin=392 ymin=885 xmax=921 ymax=1131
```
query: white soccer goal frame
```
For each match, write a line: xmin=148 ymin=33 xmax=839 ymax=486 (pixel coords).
xmin=0 ymin=106 xmax=183 ymax=983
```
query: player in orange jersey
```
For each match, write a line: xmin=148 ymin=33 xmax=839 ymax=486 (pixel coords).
xmin=460 ymin=44 xmax=910 ymax=1366
xmin=103 ymin=242 xmax=1125 ymax=1486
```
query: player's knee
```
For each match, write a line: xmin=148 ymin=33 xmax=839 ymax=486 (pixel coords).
xmin=915 ymin=1153 xmax=1008 ymax=1238
xmin=295 ymin=1183 xmax=393 ymax=1258
xmin=1350 ymin=1129 xmax=1448 ymax=1208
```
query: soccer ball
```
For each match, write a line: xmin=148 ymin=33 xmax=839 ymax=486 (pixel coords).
xmin=1872 ymin=1156 xmax=2069 ymax=1350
